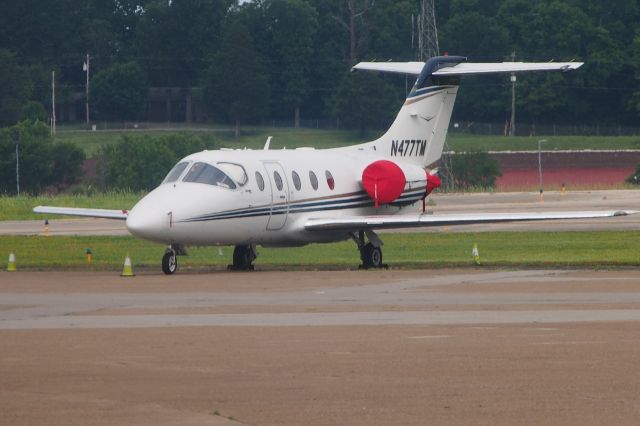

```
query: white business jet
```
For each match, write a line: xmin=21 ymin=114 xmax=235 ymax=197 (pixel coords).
xmin=35 ymin=56 xmax=636 ymax=273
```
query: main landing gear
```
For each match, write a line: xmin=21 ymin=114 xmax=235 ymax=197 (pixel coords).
xmin=228 ymin=245 xmax=256 ymax=271
xmin=352 ymin=230 xmax=387 ymax=269
xmin=161 ymin=244 xmax=187 ymax=275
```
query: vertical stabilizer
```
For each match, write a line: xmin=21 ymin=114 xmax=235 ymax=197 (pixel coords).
xmin=350 ymin=56 xmax=583 ymax=167
xmin=355 ymin=56 xmax=466 ymax=167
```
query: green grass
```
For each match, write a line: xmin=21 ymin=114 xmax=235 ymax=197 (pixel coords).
xmin=2 ymin=231 xmax=640 ymax=270
xmin=0 ymin=191 xmax=143 ymax=221
xmin=53 ymin=125 xmax=640 ymax=157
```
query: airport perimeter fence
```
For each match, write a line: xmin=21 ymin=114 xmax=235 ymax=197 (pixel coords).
xmin=56 ymin=119 xmax=640 ymax=137
xmin=448 ymin=122 xmax=640 ymax=137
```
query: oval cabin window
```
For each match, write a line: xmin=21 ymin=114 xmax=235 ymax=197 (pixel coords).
xmin=273 ymin=171 xmax=283 ymax=191
xmin=255 ymin=171 xmax=265 ymax=191
xmin=309 ymin=171 xmax=318 ymax=190
xmin=325 ymin=170 xmax=335 ymax=190
xmin=292 ymin=171 xmax=302 ymax=191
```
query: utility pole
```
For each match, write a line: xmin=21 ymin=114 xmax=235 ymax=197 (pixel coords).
xmin=510 ymin=51 xmax=516 ymax=136
xmin=416 ymin=0 xmax=439 ymax=60
xmin=12 ymin=128 xmax=20 ymax=196
xmin=51 ymin=71 xmax=56 ymax=136
xmin=538 ymin=139 xmax=546 ymax=201
xmin=83 ymin=53 xmax=90 ymax=125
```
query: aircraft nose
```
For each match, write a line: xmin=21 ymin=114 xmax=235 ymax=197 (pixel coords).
xmin=126 ymin=204 xmax=168 ymax=241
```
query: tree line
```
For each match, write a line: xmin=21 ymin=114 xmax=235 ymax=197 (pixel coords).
xmin=1 ymin=0 xmax=638 ymax=130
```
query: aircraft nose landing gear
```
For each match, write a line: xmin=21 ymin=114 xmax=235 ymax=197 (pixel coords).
xmin=162 ymin=250 xmax=177 ymax=274
xmin=353 ymin=230 xmax=388 ymax=269
xmin=161 ymin=244 xmax=186 ymax=275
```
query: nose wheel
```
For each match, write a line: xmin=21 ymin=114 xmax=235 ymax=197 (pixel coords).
xmin=161 ymin=244 xmax=185 ymax=275
xmin=162 ymin=250 xmax=177 ymax=274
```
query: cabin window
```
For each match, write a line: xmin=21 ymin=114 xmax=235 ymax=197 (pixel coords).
xmin=255 ymin=171 xmax=265 ymax=191
xmin=292 ymin=171 xmax=302 ymax=191
xmin=325 ymin=170 xmax=335 ymax=190
xmin=273 ymin=171 xmax=283 ymax=190
xmin=309 ymin=171 xmax=318 ymax=190
xmin=162 ymin=161 xmax=189 ymax=184
xmin=218 ymin=162 xmax=248 ymax=186
xmin=182 ymin=162 xmax=237 ymax=189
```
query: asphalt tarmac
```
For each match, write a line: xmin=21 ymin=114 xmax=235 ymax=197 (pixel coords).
xmin=4 ymin=189 xmax=640 ymax=236
xmin=2 ymin=269 xmax=640 ymax=425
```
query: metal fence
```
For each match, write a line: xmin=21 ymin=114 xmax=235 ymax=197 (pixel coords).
xmin=56 ymin=119 xmax=640 ymax=137
xmin=448 ymin=121 xmax=640 ymax=137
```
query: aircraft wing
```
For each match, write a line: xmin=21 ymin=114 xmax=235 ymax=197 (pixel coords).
xmin=352 ymin=61 xmax=583 ymax=76
xmin=33 ymin=206 xmax=128 ymax=220
xmin=304 ymin=210 xmax=636 ymax=231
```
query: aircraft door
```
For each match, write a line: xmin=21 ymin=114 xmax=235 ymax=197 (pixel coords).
xmin=263 ymin=162 xmax=289 ymax=230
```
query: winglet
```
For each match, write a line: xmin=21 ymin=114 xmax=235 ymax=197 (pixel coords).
xmin=264 ymin=136 xmax=272 ymax=150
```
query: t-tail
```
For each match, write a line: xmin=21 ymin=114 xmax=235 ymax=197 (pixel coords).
xmin=351 ymin=56 xmax=583 ymax=168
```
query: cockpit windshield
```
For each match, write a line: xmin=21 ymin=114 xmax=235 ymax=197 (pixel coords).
xmin=217 ymin=162 xmax=248 ymax=186
xmin=162 ymin=161 xmax=190 ymax=184
xmin=182 ymin=162 xmax=237 ymax=189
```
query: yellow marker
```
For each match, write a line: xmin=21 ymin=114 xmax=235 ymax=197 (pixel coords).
xmin=120 ymin=255 xmax=135 ymax=277
xmin=85 ymin=248 xmax=93 ymax=266
xmin=472 ymin=243 xmax=481 ymax=265
xmin=44 ymin=219 xmax=49 ymax=236
xmin=7 ymin=253 xmax=17 ymax=272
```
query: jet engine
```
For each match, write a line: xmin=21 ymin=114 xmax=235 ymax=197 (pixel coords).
xmin=361 ymin=160 xmax=441 ymax=208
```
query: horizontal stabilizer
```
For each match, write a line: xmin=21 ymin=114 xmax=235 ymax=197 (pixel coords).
xmin=352 ymin=60 xmax=583 ymax=76
xmin=433 ymin=61 xmax=583 ymax=76
xmin=352 ymin=61 xmax=425 ymax=75
xmin=33 ymin=206 xmax=128 ymax=220
xmin=305 ymin=210 xmax=636 ymax=231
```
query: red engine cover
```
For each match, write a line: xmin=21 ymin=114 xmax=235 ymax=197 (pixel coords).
xmin=426 ymin=173 xmax=441 ymax=195
xmin=362 ymin=160 xmax=406 ymax=207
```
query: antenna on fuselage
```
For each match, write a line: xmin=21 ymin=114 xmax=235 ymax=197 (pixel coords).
xmin=263 ymin=136 xmax=272 ymax=150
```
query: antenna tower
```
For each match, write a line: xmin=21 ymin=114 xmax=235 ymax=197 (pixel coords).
xmin=416 ymin=0 xmax=439 ymax=60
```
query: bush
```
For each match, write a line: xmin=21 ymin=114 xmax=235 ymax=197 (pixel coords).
xmin=446 ymin=151 xmax=502 ymax=190
xmin=626 ymin=166 xmax=640 ymax=185
xmin=0 ymin=121 xmax=85 ymax=194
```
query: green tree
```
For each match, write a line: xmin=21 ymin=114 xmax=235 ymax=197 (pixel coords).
xmin=202 ymin=21 xmax=270 ymax=135
xmin=263 ymin=0 xmax=319 ymax=126
xmin=0 ymin=50 xmax=34 ymax=127
xmin=332 ymin=71 xmax=400 ymax=134
xmin=133 ymin=0 xmax=232 ymax=87
xmin=92 ymin=62 xmax=148 ymax=121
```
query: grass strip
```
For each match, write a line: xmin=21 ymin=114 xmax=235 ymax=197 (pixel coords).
xmin=1 ymin=231 xmax=639 ymax=271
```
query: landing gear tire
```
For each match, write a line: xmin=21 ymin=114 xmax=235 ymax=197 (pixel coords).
xmin=362 ymin=243 xmax=383 ymax=269
xmin=230 ymin=245 xmax=255 ymax=271
xmin=162 ymin=251 xmax=177 ymax=275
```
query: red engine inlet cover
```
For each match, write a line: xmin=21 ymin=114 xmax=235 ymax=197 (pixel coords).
xmin=426 ymin=173 xmax=441 ymax=195
xmin=362 ymin=160 xmax=406 ymax=207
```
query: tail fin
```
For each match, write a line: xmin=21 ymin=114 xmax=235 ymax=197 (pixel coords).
xmin=351 ymin=56 xmax=583 ymax=167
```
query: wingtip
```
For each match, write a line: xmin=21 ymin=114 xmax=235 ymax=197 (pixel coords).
xmin=613 ymin=210 xmax=639 ymax=216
